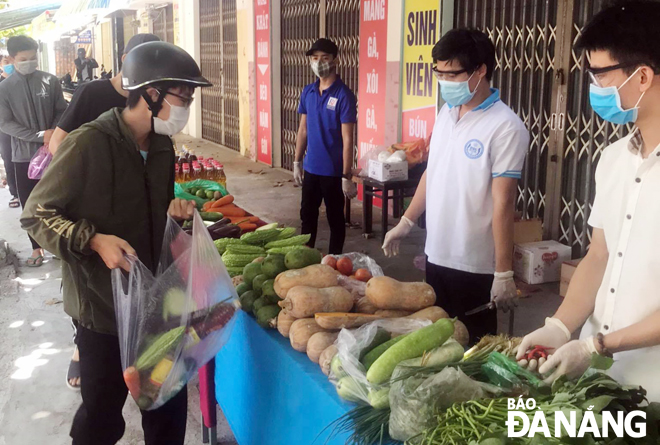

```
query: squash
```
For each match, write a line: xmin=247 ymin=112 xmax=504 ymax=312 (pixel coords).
xmin=374 ymin=309 xmax=413 ymax=318
xmin=279 ymin=286 xmax=353 ymax=318
xmin=289 ymin=318 xmax=332 ymax=352
xmin=365 ymin=276 xmax=436 ymax=311
xmin=274 ymin=264 xmax=339 ymax=299
xmin=355 ymin=296 xmax=378 ymax=314
xmin=319 ymin=345 xmax=338 ymax=376
xmin=315 ymin=312 xmax=383 ymax=330
xmin=407 ymin=306 xmax=449 ymax=322
xmin=306 ymin=332 xmax=339 ymax=363
xmin=276 ymin=311 xmax=297 ymax=338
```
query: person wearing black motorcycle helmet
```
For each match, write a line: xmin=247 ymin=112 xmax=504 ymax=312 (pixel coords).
xmin=21 ymin=41 xmax=211 ymax=445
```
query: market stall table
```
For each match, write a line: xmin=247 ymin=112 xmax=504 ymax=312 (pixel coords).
xmin=214 ymin=311 xmax=352 ymax=445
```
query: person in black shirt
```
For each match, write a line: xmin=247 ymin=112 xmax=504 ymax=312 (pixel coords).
xmin=74 ymin=48 xmax=98 ymax=83
xmin=49 ymin=34 xmax=160 ymax=391
xmin=50 ymin=34 xmax=160 ymax=156
xmin=0 ymin=53 xmax=19 ymax=208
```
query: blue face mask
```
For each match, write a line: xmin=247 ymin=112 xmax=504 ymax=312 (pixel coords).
xmin=2 ymin=64 xmax=14 ymax=76
xmin=589 ymin=67 xmax=645 ymax=125
xmin=439 ymin=73 xmax=481 ymax=107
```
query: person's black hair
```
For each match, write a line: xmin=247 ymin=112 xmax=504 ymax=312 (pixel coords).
xmin=7 ymin=35 xmax=38 ymax=57
xmin=432 ymin=28 xmax=496 ymax=80
xmin=576 ymin=0 xmax=660 ymax=74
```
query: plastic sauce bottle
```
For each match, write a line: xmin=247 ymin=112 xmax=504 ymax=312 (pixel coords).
xmin=217 ymin=164 xmax=227 ymax=188
xmin=182 ymin=163 xmax=190 ymax=182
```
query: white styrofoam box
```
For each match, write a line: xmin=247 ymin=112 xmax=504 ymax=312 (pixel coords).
xmin=513 ymin=240 xmax=572 ymax=284
xmin=368 ymin=159 xmax=408 ymax=182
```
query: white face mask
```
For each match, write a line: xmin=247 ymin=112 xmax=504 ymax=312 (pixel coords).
xmin=15 ymin=60 xmax=38 ymax=75
xmin=153 ymin=99 xmax=190 ymax=136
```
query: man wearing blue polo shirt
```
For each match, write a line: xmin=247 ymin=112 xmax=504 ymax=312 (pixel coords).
xmin=294 ymin=38 xmax=357 ymax=254
xmin=382 ymin=29 xmax=529 ymax=345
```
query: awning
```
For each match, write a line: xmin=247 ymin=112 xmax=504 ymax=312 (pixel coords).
xmin=0 ymin=2 xmax=62 ymax=31
xmin=53 ymin=0 xmax=110 ymax=22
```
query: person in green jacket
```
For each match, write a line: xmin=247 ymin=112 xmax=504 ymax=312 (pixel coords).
xmin=21 ymin=42 xmax=212 ymax=445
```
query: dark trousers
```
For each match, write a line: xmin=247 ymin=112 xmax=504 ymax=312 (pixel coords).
xmin=14 ymin=162 xmax=40 ymax=250
xmin=0 ymin=132 xmax=16 ymax=197
xmin=71 ymin=326 xmax=188 ymax=445
xmin=300 ymin=171 xmax=345 ymax=254
xmin=426 ymin=261 xmax=496 ymax=346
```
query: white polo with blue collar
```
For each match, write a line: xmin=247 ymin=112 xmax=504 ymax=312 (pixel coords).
xmin=425 ymin=88 xmax=529 ymax=274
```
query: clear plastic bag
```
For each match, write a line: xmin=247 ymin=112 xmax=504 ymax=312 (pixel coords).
xmin=330 ymin=318 xmax=430 ymax=405
xmin=323 ymin=252 xmax=384 ymax=277
xmin=112 ymin=210 xmax=239 ymax=410
xmin=389 ymin=366 xmax=489 ymax=441
xmin=28 ymin=145 xmax=52 ymax=180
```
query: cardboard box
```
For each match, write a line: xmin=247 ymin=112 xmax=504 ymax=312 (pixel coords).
xmin=368 ymin=159 xmax=408 ymax=182
xmin=514 ymin=218 xmax=543 ymax=245
xmin=513 ymin=241 xmax=572 ymax=284
xmin=560 ymin=258 xmax=583 ymax=297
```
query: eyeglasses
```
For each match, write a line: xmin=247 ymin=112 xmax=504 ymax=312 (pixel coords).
xmin=161 ymin=91 xmax=195 ymax=108
xmin=586 ymin=62 xmax=642 ymax=87
xmin=431 ymin=65 xmax=469 ymax=81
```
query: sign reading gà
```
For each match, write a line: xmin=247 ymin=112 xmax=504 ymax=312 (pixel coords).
xmin=255 ymin=0 xmax=272 ymax=165
xmin=358 ymin=0 xmax=388 ymax=168
xmin=400 ymin=0 xmax=440 ymax=142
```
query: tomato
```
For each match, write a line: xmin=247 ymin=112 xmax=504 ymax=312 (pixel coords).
xmin=336 ymin=257 xmax=354 ymax=276
xmin=354 ymin=268 xmax=372 ymax=282
xmin=322 ymin=255 xmax=338 ymax=270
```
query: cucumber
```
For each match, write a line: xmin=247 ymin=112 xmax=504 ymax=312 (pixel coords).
xmin=284 ymin=247 xmax=322 ymax=269
xmin=252 ymin=274 xmax=269 ymax=292
xmin=366 ymin=319 xmax=455 ymax=384
xmin=235 ymin=282 xmax=250 ymax=295
xmin=242 ymin=262 xmax=263 ymax=285
xmin=361 ymin=334 xmax=408 ymax=371
xmin=359 ymin=328 xmax=391 ymax=361
xmin=239 ymin=290 xmax=260 ymax=313
xmin=368 ymin=387 xmax=390 ymax=409
xmin=261 ymin=279 xmax=278 ymax=302
xmin=261 ymin=254 xmax=286 ymax=278
xmin=200 ymin=212 xmax=224 ymax=221
xmin=330 ymin=354 xmax=348 ymax=379
xmin=404 ymin=339 xmax=465 ymax=367
xmin=336 ymin=376 xmax=365 ymax=403
xmin=252 ymin=296 xmax=270 ymax=315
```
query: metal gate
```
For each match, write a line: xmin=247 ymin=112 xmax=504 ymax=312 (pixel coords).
xmin=455 ymin=0 xmax=558 ymax=222
xmin=152 ymin=6 xmax=173 ymax=43
xmin=199 ymin=0 xmax=240 ymax=151
xmin=281 ymin=0 xmax=320 ymax=170
xmin=280 ymin=0 xmax=360 ymax=171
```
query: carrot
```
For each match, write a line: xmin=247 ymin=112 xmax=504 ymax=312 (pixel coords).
xmin=202 ymin=201 xmax=215 ymax=211
xmin=238 ymin=223 xmax=257 ymax=232
xmin=214 ymin=205 xmax=246 ymax=217
xmin=248 ymin=216 xmax=259 ymax=223
xmin=210 ymin=195 xmax=234 ymax=209
xmin=123 ymin=366 xmax=141 ymax=398
xmin=228 ymin=216 xmax=251 ymax=224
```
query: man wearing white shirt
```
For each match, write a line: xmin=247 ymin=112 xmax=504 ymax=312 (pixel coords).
xmin=382 ymin=29 xmax=529 ymax=344
xmin=517 ymin=1 xmax=660 ymax=401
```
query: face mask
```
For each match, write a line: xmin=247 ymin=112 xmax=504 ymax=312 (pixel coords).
xmin=439 ymin=73 xmax=481 ymax=107
xmin=589 ymin=67 xmax=645 ymax=125
xmin=311 ymin=60 xmax=335 ymax=79
xmin=15 ymin=60 xmax=38 ymax=75
xmin=153 ymin=99 xmax=191 ymax=136
xmin=2 ymin=64 xmax=14 ymax=75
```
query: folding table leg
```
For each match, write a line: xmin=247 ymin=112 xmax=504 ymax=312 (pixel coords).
xmin=363 ymin=184 xmax=373 ymax=238
xmin=202 ymin=418 xmax=209 ymax=444
xmin=381 ymin=187 xmax=389 ymax=244
xmin=345 ymin=196 xmax=351 ymax=226
xmin=210 ymin=426 xmax=218 ymax=445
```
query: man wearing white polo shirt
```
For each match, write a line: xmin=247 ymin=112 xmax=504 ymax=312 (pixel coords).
xmin=517 ymin=1 xmax=660 ymax=401
xmin=383 ymin=28 xmax=529 ymax=344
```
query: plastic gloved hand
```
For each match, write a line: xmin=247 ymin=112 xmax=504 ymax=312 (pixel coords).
xmin=490 ymin=271 xmax=517 ymax=312
xmin=382 ymin=216 xmax=415 ymax=257
xmin=293 ymin=162 xmax=303 ymax=186
xmin=342 ymin=178 xmax=357 ymax=199
xmin=538 ymin=337 xmax=598 ymax=384
xmin=516 ymin=317 xmax=571 ymax=366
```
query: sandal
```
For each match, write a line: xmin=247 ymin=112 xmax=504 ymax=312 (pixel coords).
xmin=9 ymin=197 xmax=19 ymax=208
xmin=26 ymin=255 xmax=44 ymax=267
xmin=66 ymin=359 xmax=81 ymax=391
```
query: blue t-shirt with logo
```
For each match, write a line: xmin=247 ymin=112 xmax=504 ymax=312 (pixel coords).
xmin=298 ymin=77 xmax=357 ymax=177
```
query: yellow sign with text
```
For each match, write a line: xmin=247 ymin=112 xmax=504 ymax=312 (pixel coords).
xmin=401 ymin=0 xmax=440 ymax=112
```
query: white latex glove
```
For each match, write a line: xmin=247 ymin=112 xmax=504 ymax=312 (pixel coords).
xmin=382 ymin=216 xmax=415 ymax=257
xmin=516 ymin=317 xmax=571 ymax=362
xmin=293 ymin=162 xmax=303 ymax=186
xmin=490 ymin=271 xmax=517 ymax=312
xmin=538 ymin=337 xmax=598 ymax=384
xmin=342 ymin=177 xmax=357 ymax=199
